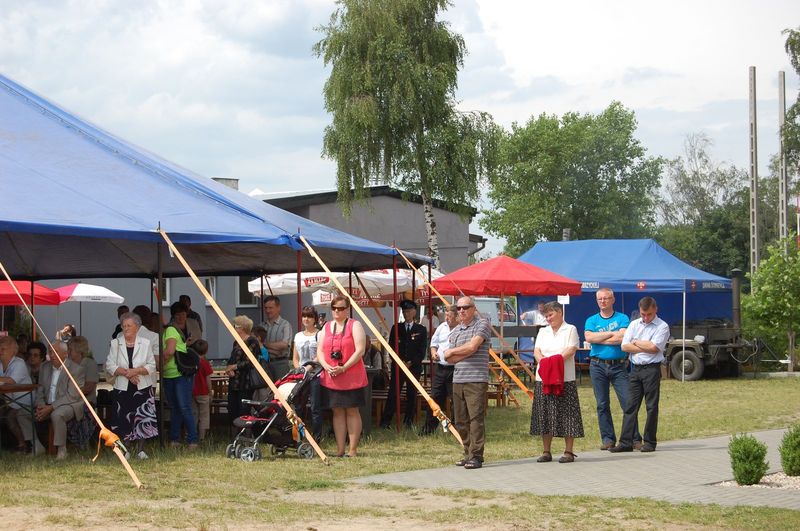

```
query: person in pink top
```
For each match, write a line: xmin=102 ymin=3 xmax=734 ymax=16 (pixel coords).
xmin=316 ymin=295 xmax=368 ymax=458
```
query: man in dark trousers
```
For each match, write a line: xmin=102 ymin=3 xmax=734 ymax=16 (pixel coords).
xmin=380 ymin=300 xmax=428 ymax=428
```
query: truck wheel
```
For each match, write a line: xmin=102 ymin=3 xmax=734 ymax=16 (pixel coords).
xmin=670 ymin=350 xmax=704 ymax=381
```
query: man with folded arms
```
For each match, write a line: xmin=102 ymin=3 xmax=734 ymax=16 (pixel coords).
xmin=609 ymin=297 xmax=670 ymax=454
xmin=584 ymin=288 xmax=641 ymax=450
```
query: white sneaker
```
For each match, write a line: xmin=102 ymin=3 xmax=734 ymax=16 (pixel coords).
xmin=56 ymin=446 xmax=67 ymax=460
xmin=136 ymin=450 xmax=149 ymax=460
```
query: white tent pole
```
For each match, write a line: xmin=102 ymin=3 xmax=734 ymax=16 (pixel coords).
xmin=682 ymin=290 xmax=686 ymax=382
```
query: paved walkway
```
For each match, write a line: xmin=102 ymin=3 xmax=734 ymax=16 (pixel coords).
xmin=353 ymin=428 xmax=800 ymax=510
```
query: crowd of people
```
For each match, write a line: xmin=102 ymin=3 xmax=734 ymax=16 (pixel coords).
xmin=0 ymin=287 xmax=671 ymax=468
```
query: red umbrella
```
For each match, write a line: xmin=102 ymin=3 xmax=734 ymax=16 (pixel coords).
xmin=0 ymin=281 xmax=61 ymax=305
xmin=431 ymin=255 xmax=582 ymax=296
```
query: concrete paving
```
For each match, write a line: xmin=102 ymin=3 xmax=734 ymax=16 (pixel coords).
xmin=352 ymin=428 xmax=800 ymax=510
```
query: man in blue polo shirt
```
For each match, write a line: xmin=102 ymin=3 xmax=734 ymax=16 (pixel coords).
xmin=610 ymin=296 xmax=670 ymax=453
xmin=585 ymin=288 xmax=641 ymax=450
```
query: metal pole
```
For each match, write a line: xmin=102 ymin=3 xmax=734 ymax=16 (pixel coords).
xmin=296 ymin=251 xmax=302 ymax=329
xmin=682 ymin=290 xmax=686 ymax=383
xmin=779 ymin=70 xmax=788 ymax=252
xmin=156 ymin=245 xmax=165 ymax=448
xmin=749 ymin=66 xmax=760 ymax=274
xmin=392 ymin=255 xmax=401 ymax=431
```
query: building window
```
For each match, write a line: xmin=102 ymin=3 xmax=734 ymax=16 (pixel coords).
xmin=157 ymin=278 xmax=171 ymax=306
xmin=237 ymin=276 xmax=259 ymax=307
xmin=203 ymin=277 xmax=217 ymax=306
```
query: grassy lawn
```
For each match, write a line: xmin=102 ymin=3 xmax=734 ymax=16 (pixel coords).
xmin=1 ymin=377 xmax=798 ymax=529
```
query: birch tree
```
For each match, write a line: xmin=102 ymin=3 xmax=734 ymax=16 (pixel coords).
xmin=314 ymin=0 xmax=499 ymax=267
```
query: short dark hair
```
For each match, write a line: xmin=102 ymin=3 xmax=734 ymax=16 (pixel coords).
xmin=263 ymin=295 xmax=280 ymax=306
xmin=179 ymin=294 xmax=191 ymax=304
xmin=252 ymin=325 xmax=267 ymax=342
xmin=639 ymin=296 xmax=657 ymax=310
xmin=301 ymin=305 xmax=318 ymax=320
xmin=27 ymin=341 xmax=46 ymax=356
xmin=117 ymin=305 xmax=129 ymax=318
xmin=192 ymin=339 xmax=208 ymax=356
xmin=170 ymin=301 xmax=188 ymax=317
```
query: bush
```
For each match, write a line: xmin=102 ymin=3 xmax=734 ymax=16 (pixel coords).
xmin=779 ymin=425 xmax=800 ymax=476
xmin=728 ymin=433 xmax=769 ymax=485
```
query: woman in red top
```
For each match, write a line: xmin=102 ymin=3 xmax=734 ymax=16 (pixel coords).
xmin=316 ymin=295 xmax=368 ymax=457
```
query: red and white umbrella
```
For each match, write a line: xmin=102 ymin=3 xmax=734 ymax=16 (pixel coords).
xmin=55 ymin=283 xmax=125 ymax=304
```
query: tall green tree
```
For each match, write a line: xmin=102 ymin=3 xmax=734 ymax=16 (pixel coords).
xmin=480 ymin=102 xmax=662 ymax=256
xmin=314 ymin=0 xmax=500 ymax=267
xmin=782 ymin=26 xmax=800 ymax=169
xmin=655 ymin=133 xmax=749 ymax=276
xmin=743 ymin=237 xmax=800 ymax=371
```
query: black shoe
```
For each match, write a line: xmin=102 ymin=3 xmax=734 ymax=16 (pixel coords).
xmin=379 ymin=422 xmax=392 ymax=430
xmin=455 ymin=457 xmax=468 ymax=466
xmin=418 ymin=426 xmax=435 ymax=436
xmin=608 ymin=445 xmax=633 ymax=453
xmin=640 ymin=445 xmax=656 ymax=453
xmin=464 ymin=458 xmax=482 ymax=469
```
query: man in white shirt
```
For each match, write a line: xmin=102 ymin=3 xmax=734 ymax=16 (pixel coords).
xmin=420 ymin=306 xmax=458 ymax=435
xmin=610 ymin=297 xmax=670 ymax=454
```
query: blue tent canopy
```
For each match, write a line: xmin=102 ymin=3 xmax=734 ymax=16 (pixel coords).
xmin=0 ymin=74 xmax=431 ymax=279
xmin=517 ymin=239 xmax=733 ymax=330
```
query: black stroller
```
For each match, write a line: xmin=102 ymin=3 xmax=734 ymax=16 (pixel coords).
xmin=225 ymin=362 xmax=322 ymax=462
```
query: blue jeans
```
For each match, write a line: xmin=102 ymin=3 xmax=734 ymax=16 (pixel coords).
xmin=164 ymin=375 xmax=198 ymax=444
xmin=589 ymin=359 xmax=641 ymax=445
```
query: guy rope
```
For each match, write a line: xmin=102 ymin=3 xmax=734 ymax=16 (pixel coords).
xmin=394 ymin=247 xmax=534 ymax=401
xmin=0 ymin=260 xmax=144 ymax=489
xmin=299 ymin=235 xmax=462 ymax=444
xmin=158 ymin=230 xmax=329 ymax=464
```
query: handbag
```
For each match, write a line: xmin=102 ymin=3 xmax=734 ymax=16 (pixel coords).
xmin=246 ymin=358 xmax=273 ymax=390
xmin=175 ymin=347 xmax=200 ymax=377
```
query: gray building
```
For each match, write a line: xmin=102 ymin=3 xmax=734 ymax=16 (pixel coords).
xmin=29 ymin=184 xmax=484 ymax=364
xmin=257 ymin=185 xmax=485 ymax=274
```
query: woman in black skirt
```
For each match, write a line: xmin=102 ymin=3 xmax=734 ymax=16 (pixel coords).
xmin=530 ymin=301 xmax=583 ymax=463
xmin=316 ymin=296 xmax=368 ymax=458
xmin=105 ymin=313 xmax=158 ymax=459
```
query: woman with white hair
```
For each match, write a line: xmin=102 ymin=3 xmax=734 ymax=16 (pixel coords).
xmin=106 ymin=312 xmax=157 ymax=459
xmin=226 ymin=315 xmax=263 ymax=421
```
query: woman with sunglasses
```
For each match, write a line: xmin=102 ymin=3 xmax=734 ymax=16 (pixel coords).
xmin=316 ymin=296 xmax=368 ymax=457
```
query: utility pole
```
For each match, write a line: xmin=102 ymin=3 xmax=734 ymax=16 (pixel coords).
xmin=778 ymin=71 xmax=789 ymax=253
xmin=748 ymin=66 xmax=760 ymax=275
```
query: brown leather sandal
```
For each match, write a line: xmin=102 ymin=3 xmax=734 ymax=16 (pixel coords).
xmin=536 ymin=451 xmax=552 ymax=463
xmin=558 ymin=451 xmax=577 ymax=463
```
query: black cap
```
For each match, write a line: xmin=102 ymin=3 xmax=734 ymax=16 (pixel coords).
xmin=399 ymin=300 xmax=417 ymax=310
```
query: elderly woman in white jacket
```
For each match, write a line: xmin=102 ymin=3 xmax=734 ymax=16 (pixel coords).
xmin=105 ymin=312 xmax=158 ymax=460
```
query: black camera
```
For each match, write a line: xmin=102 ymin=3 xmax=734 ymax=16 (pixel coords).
xmin=331 ymin=350 xmax=343 ymax=366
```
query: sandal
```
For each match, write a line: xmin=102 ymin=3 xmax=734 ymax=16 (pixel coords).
xmin=536 ymin=451 xmax=552 ymax=463
xmin=558 ymin=451 xmax=577 ymax=463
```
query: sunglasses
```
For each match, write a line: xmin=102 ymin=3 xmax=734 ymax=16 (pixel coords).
xmin=456 ymin=305 xmax=473 ymax=311
xmin=331 ymin=306 xmax=348 ymax=311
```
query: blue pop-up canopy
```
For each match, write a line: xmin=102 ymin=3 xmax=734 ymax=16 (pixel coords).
xmin=0 ymin=74 xmax=431 ymax=279
xmin=517 ymin=239 xmax=733 ymax=331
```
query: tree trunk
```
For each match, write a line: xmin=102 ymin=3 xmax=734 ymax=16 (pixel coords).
xmin=420 ymin=187 xmax=440 ymax=269
xmin=788 ymin=330 xmax=796 ymax=373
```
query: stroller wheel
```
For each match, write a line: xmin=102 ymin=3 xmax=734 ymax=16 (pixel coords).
xmin=235 ymin=444 xmax=244 ymax=459
xmin=225 ymin=443 xmax=236 ymax=459
xmin=297 ymin=442 xmax=315 ymax=459
xmin=240 ymin=447 xmax=257 ymax=462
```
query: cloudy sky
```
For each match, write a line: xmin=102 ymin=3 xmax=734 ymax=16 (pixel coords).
xmin=1 ymin=0 xmax=796 ymax=252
